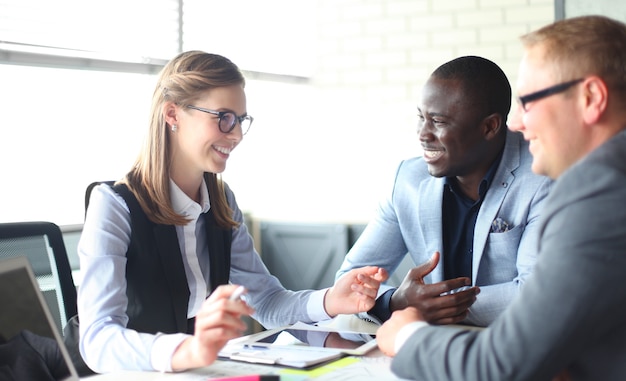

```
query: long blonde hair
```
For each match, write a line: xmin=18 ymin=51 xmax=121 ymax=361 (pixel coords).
xmin=123 ymin=51 xmax=244 ymax=228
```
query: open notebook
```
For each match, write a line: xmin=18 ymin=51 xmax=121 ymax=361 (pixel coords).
xmin=0 ymin=256 xmax=79 ymax=380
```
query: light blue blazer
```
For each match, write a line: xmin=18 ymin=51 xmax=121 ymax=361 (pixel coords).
xmin=337 ymin=131 xmax=552 ymax=326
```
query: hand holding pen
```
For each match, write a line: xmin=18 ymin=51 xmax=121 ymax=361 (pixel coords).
xmin=220 ymin=284 xmax=254 ymax=320
xmin=229 ymin=285 xmax=248 ymax=303
xmin=390 ymin=251 xmax=479 ymax=325
xmin=171 ymin=284 xmax=255 ymax=371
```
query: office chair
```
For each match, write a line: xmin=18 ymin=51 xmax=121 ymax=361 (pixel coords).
xmin=0 ymin=221 xmax=77 ymax=332
xmin=85 ymin=181 xmax=115 ymax=216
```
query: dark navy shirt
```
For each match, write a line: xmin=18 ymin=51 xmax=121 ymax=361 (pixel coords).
xmin=442 ymin=153 xmax=503 ymax=280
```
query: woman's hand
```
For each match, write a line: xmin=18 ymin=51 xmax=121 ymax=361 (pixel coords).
xmin=171 ymin=284 xmax=255 ymax=371
xmin=324 ymin=266 xmax=388 ymax=316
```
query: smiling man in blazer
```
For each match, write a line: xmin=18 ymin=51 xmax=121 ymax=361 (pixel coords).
xmin=336 ymin=56 xmax=552 ymax=327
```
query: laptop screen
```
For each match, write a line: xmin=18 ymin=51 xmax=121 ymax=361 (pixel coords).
xmin=0 ymin=256 xmax=79 ymax=380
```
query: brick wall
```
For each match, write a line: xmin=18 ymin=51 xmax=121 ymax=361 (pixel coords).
xmin=314 ymin=0 xmax=554 ymax=102
xmin=300 ymin=0 xmax=553 ymax=221
xmin=230 ymin=1 xmax=555 ymax=223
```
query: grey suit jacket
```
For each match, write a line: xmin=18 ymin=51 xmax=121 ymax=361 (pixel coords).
xmin=337 ymin=131 xmax=552 ymax=325
xmin=391 ymin=129 xmax=626 ymax=381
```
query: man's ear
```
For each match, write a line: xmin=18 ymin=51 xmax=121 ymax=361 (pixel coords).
xmin=582 ymin=76 xmax=608 ymax=125
xmin=482 ymin=113 xmax=503 ymax=140
xmin=163 ymin=101 xmax=179 ymax=128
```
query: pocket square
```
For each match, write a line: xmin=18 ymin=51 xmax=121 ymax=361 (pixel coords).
xmin=491 ymin=217 xmax=512 ymax=233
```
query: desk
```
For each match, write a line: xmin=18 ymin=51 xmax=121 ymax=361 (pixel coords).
xmin=82 ymin=349 xmax=407 ymax=380
xmin=82 ymin=315 xmax=409 ymax=380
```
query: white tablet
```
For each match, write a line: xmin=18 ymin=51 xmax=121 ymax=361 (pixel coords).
xmin=249 ymin=325 xmax=378 ymax=356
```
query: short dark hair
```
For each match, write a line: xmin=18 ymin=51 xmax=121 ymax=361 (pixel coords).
xmin=432 ymin=56 xmax=512 ymax=125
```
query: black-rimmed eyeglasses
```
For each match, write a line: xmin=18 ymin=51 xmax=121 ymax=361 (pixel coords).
xmin=517 ymin=78 xmax=584 ymax=112
xmin=186 ymin=105 xmax=254 ymax=135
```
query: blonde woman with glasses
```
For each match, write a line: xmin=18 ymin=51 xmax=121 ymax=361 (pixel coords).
xmin=76 ymin=51 xmax=387 ymax=374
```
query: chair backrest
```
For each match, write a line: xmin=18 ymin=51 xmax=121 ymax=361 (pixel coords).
xmin=0 ymin=221 xmax=77 ymax=332
xmin=260 ymin=221 xmax=349 ymax=290
xmin=85 ymin=181 xmax=115 ymax=217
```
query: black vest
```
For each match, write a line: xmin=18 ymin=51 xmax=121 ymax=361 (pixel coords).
xmin=113 ymin=184 xmax=232 ymax=335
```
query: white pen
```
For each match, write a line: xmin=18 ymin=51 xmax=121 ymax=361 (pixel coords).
xmin=440 ymin=285 xmax=472 ymax=296
xmin=229 ymin=285 xmax=246 ymax=301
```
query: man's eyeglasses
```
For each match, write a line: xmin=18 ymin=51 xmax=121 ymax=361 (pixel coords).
xmin=517 ymin=78 xmax=584 ymax=112
xmin=186 ymin=105 xmax=254 ymax=135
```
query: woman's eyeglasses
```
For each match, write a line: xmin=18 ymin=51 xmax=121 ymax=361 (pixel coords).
xmin=186 ymin=105 xmax=253 ymax=134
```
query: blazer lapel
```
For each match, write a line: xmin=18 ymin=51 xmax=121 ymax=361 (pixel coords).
xmin=472 ymin=132 xmax=521 ymax=282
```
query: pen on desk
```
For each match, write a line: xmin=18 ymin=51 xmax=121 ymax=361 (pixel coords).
xmin=209 ymin=375 xmax=279 ymax=381
xmin=229 ymin=285 xmax=246 ymax=301
xmin=243 ymin=344 xmax=269 ymax=350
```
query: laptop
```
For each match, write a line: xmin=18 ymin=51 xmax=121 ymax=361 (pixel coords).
xmin=0 ymin=256 xmax=80 ymax=380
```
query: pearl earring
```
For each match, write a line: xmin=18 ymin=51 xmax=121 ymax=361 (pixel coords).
xmin=171 ymin=124 xmax=178 ymax=132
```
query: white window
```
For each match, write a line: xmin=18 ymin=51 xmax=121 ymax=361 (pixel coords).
xmin=0 ymin=0 xmax=314 ymax=226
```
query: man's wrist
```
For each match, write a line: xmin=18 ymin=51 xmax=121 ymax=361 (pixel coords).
xmin=368 ymin=288 xmax=396 ymax=323
xmin=394 ymin=321 xmax=429 ymax=353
